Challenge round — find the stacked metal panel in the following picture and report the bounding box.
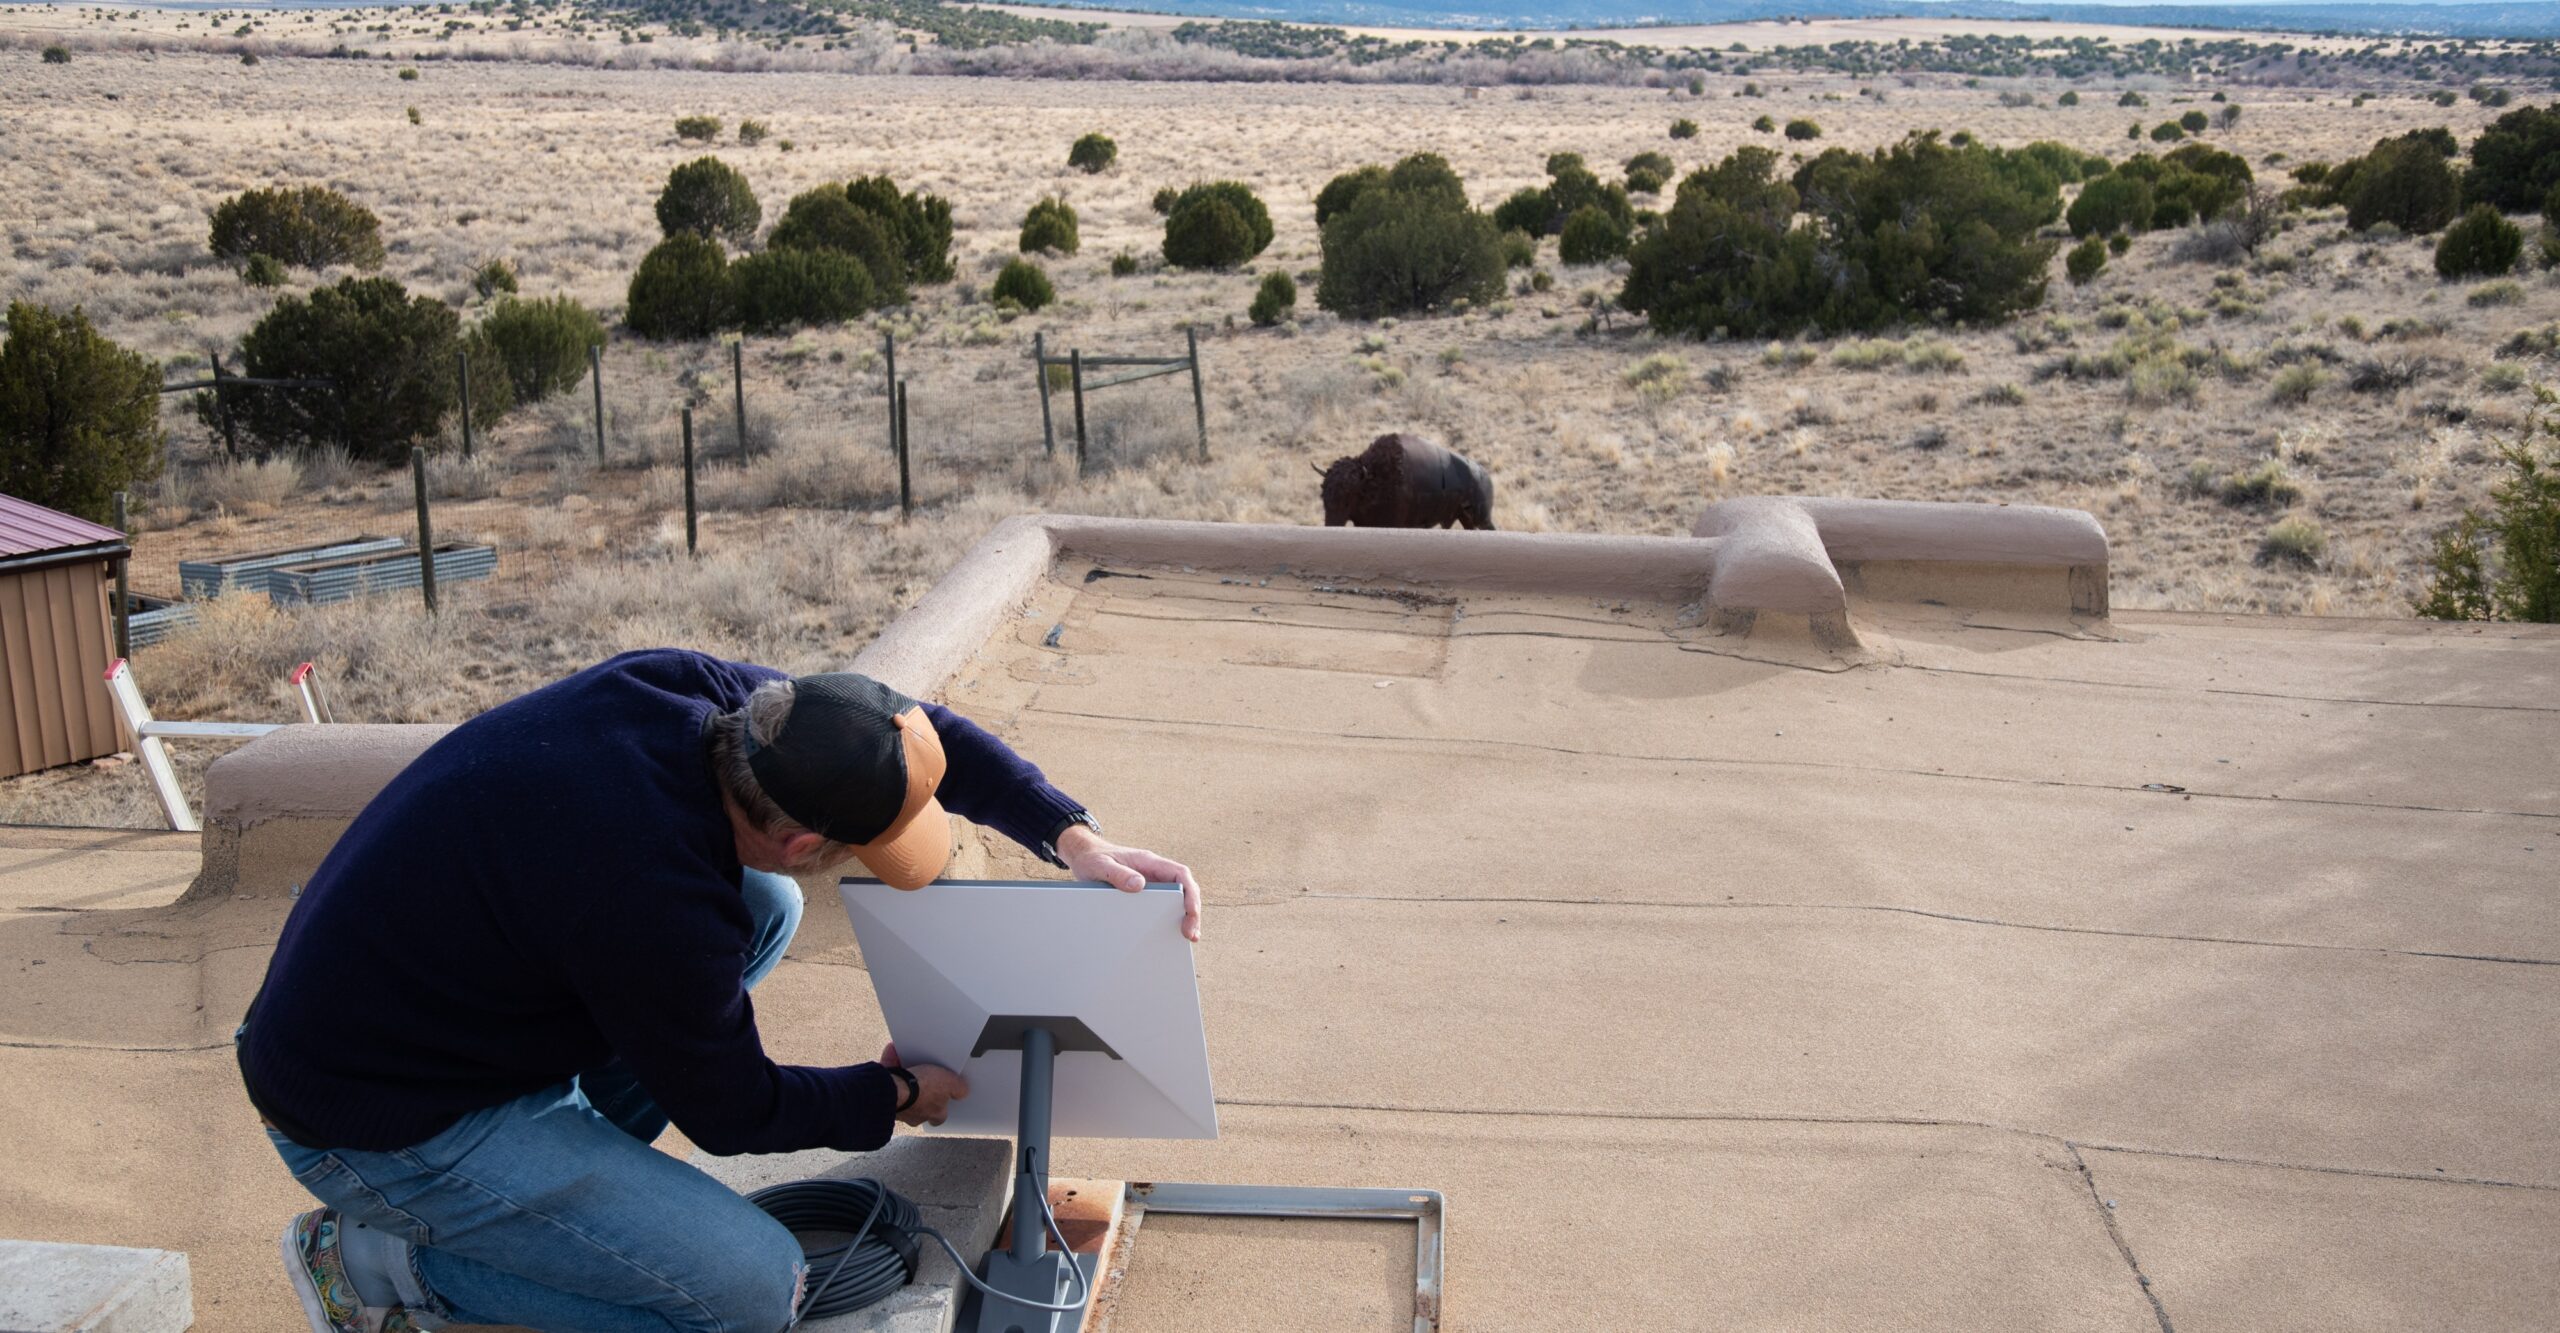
[267,543,498,606]
[121,593,198,649]
[179,537,406,597]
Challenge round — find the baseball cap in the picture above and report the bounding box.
[744,673,951,890]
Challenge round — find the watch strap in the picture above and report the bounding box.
[1037,810,1102,868]
[886,1064,919,1114]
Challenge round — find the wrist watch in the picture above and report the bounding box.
[886,1065,919,1114]
[1037,810,1101,868]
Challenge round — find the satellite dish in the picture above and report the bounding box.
[839,878,1218,1140]
[843,878,1219,1330]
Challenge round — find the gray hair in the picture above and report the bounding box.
[707,679,856,869]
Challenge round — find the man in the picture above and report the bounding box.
[237,649,1203,1333]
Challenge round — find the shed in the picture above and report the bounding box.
[0,495,131,778]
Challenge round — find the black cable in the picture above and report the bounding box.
[748,1178,919,1326]
[749,1175,1093,1328]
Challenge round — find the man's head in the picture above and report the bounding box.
[706,674,951,888]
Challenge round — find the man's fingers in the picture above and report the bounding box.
[880,1041,901,1067]
[1133,851,1203,942]
[1073,844,1202,938]
[1154,857,1204,942]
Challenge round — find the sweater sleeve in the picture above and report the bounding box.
[922,703,1085,861]
[555,865,899,1156]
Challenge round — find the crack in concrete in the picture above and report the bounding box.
[1666,640,1867,672]
[0,837,196,881]
[1074,587,2536,713]
[0,877,198,912]
[1025,705,2560,821]
[0,1036,233,1053]
[1915,617,2114,644]
[2069,1142,2177,1333]
[1911,662,2560,715]
[2063,1139,2554,1192]
[1093,608,1447,640]
[1213,1097,2560,1193]
[1284,892,2560,967]
[1087,605,1699,652]
[73,937,275,967]
[1462,628,1682,645]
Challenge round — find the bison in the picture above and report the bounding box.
[1315,433,1495,530]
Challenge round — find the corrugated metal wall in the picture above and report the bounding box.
[0,560,128,778]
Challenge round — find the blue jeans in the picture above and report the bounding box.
[264,870,809,1333]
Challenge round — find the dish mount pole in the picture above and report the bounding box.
[964,1021,1095,1333]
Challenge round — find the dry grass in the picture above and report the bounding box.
[4,28,2558,825]
[427,453,502,501]
[191,455,302,513]
[692,424,904,511]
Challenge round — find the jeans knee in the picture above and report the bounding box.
[673,1209,802,1333]
[695,1270,796,1333]
[739,869,803,989]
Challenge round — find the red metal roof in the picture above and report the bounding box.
[0,493,127,560]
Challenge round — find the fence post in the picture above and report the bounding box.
[409,447,438,615]
[680,407,698,555]
[457,351,475,460]
[590,343,606,463]
[881,330,899,454]
[209,353,239,460]
[1070,349,1088,475]
[110,490,130,660]
[732,338,749,463]
[1033,332,1055,457]
[896,381,912,519]
[1187,326,1209,462]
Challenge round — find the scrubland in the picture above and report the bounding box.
[2,26,2555,825]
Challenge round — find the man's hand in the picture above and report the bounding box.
[1058,824,1203,943]
[879,1042,968,1127]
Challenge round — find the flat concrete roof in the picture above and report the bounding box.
[0,525,2552,1330]
[887,556,2559,1329]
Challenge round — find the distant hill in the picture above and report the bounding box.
[1918,3,2559,40]
[1038,0,2560,40]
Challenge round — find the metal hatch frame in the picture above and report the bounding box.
[1111,1181,1443,1333]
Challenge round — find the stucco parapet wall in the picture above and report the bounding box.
[185,501,2105,891]
[188,723,453,902]
[1688,497,1847,631]
[1696,495,2111,619]
[858,505,2104,694]
[854,513,1734,696]
[201,723,454,826]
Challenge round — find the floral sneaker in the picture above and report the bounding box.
[279,1209,424,1333]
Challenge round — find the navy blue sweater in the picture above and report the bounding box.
[238,649,1083,1156]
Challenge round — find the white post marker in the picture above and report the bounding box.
[290,661,333,724]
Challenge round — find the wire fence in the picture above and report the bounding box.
[130,324,1220,635]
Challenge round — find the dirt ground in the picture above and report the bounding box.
[1,25,2555,825]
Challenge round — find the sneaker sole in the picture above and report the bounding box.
[278,1216,341,1333]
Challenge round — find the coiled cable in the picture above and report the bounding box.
[750,1175,1093,1329]
[749,1178,918,1325]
